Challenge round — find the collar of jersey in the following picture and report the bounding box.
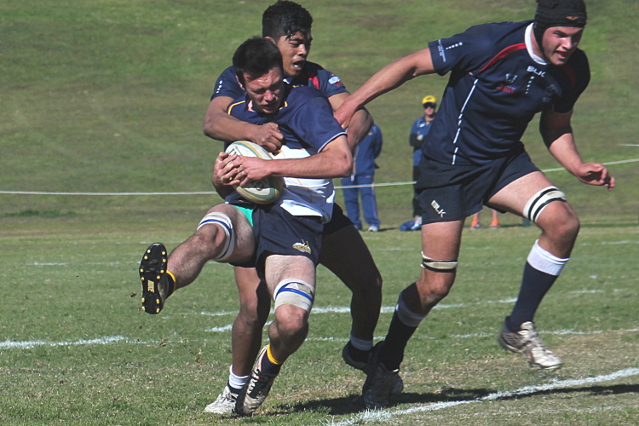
[525,23,547,66]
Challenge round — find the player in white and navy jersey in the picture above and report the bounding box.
[227,82,346,224]
[201,1,389,415]
[139,37,352,416]
[336,0,615,408]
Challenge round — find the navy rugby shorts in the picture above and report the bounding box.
[252,203,323,281]
[322,203,353,235]
[416,150,540,224]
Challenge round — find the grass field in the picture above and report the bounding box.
[1,0,639,424]
[1,219,638,425]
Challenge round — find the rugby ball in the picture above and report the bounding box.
[224,141,284,205]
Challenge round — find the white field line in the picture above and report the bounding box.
[0,336,130,350]
[2,328,637,351]
[321,367,639,426]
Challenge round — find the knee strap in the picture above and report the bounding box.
[197,212,235,261]
[421,252,458,273]
[273,279,315,313]
[523,186,566,223]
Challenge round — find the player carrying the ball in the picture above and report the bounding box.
[139,37,353,416]
[201,1,397,415]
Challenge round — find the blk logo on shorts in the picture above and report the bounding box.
[431,200,446,218]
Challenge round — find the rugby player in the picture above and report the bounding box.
[140,37,352,415]
[201,1,395,414]
[335,0,615,408]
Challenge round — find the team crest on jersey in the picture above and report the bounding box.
[328,75,343,87]
[293,240,312,254]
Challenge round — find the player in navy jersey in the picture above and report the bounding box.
[201,1,393,415]
[336,0,615,408]
[139,37,352,416]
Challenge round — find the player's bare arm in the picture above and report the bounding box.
[540,108,615,190]
[203,95,284,152]
[235,135,352,184]
[328,92,373,150]
[335,47,436,128]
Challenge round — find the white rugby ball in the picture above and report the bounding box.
[224,141,283,205]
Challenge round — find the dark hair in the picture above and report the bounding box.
[262,1,313,40]
[233,37,284,86]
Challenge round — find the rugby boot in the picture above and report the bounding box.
[498,319,562,371]
[204,385,239,415]
[236,346,278,416]
[342,342,404,395]
[361,342,400,409]
[139,242,170,314]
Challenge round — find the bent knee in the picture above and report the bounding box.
[539,203,580,239]
[416,276,453,308]
[273,305,308,335]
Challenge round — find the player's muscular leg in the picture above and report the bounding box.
[167,205,255,288]
[488,171,580,258]
[231,267,271,376]
[319,225,382,341]
[264,255,315,363]
[406,220,464,315]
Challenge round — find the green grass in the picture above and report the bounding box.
[1,0,638,424]
[1,219,638,425]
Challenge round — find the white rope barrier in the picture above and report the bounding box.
[1,158,637,195]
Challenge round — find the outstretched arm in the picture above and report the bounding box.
[540,108,615,190]
[334,47,436,128]
[328,92,373,150]
[203,96,284,152]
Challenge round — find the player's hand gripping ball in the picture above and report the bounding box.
[224,141,284,204]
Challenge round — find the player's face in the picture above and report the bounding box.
[541,26,584,66]
[274,32,312,78]
[243,67,285,115]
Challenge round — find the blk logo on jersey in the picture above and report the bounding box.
[527,66,546,78]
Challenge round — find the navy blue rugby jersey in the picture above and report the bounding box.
[212,61,348,101]
[226,84,346,221]
[226,84,345,153]
[426,20,590,166]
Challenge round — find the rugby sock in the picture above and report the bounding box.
[347,334,374,364]
[508,240,568,331]
[165,270,177,296]
[227,365,249,394]
[379,287,427,370]
[260,344,283,377]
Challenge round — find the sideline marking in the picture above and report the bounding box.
[321,368,639,426]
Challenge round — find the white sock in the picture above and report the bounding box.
[228,365,249,391]
[349,333,373,352]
